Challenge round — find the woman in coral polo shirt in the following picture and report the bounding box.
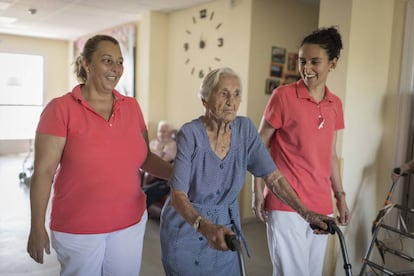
[26,34,172,276]
[253,27,351,276]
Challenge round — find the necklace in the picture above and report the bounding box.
[317,104,325,130]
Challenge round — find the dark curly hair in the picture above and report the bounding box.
[300,26,343,61]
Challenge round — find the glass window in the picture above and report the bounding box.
[0,53,43,140]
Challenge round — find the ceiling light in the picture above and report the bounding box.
[0,16,16,24]
[28,8,37,15]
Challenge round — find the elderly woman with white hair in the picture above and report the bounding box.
[159,67,331,275]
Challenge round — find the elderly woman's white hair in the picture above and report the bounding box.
[198,67,242,100]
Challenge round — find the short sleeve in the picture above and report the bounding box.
[36,97,68,137]
[263,88,284,130]
[245,118,276,177]
[131,98,147,132]
[334,98,345,131]
[168,124,195,193]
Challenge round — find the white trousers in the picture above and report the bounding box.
[266,211,329,276]
[51,211,147,276]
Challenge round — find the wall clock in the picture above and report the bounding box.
[183,8,224,78]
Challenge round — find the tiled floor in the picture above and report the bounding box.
[0,154,272,275]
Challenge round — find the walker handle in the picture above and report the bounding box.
[393,167,408,176]
[310,219,336,234]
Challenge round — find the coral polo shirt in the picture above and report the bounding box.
[263,80,344,215]
[37,85,148,233]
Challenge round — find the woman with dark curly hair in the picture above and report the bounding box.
[253,26,351,276]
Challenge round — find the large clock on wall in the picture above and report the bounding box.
[183,8,224,78]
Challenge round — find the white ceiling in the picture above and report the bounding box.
[0,0,215,40]
[0,0,319,41]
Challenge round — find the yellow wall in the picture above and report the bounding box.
[0,34,70,103]
[0,34,70,154]
[247,0,319,125]
[242,0,319,223]
[319,0,407,274]
[165,0,253,127]
[1,0,411,274]
[137,13,169,136]
[137,0,319,223]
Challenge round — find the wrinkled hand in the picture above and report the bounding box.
[336,197,351,225]
[302,210,333,234]
[27,226,50,264]
[199,220,235,251]
[252,192,267,223]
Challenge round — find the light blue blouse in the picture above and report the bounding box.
[160,116,276,276]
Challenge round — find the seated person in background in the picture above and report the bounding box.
[143,120,177,217]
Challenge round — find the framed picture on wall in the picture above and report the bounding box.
[265,78,280,95]
[271,46,286,63]
[287,52,299,73]
[270,63,283,78]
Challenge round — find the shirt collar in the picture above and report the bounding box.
[295,79,334,102]
[71,84,127,103]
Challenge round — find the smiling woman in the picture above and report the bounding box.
[73,23,136,97]
[26,34,173,275]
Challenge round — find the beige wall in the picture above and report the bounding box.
[0,34,70,154]
[138,0,319,220]
[137,12,169,137]
[319,0,407,274]
[242,0,319,223]
[165,0,253,128]
[247,0,319,125]
[0,34,70,103]
[1,0,412,274]
[318,1,352,274]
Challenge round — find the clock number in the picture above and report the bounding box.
[185,10,223,78]
[199,70,204,78]
[200,9,207,19]
[199,39,206,49]
[217,38,224,47]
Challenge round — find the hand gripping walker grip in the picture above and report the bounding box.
[393,167,408,176]
[310,219,336,234]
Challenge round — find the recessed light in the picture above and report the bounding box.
[28,8,37,15]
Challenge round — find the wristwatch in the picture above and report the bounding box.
[334,191,346,199]
[193,216,202,231]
